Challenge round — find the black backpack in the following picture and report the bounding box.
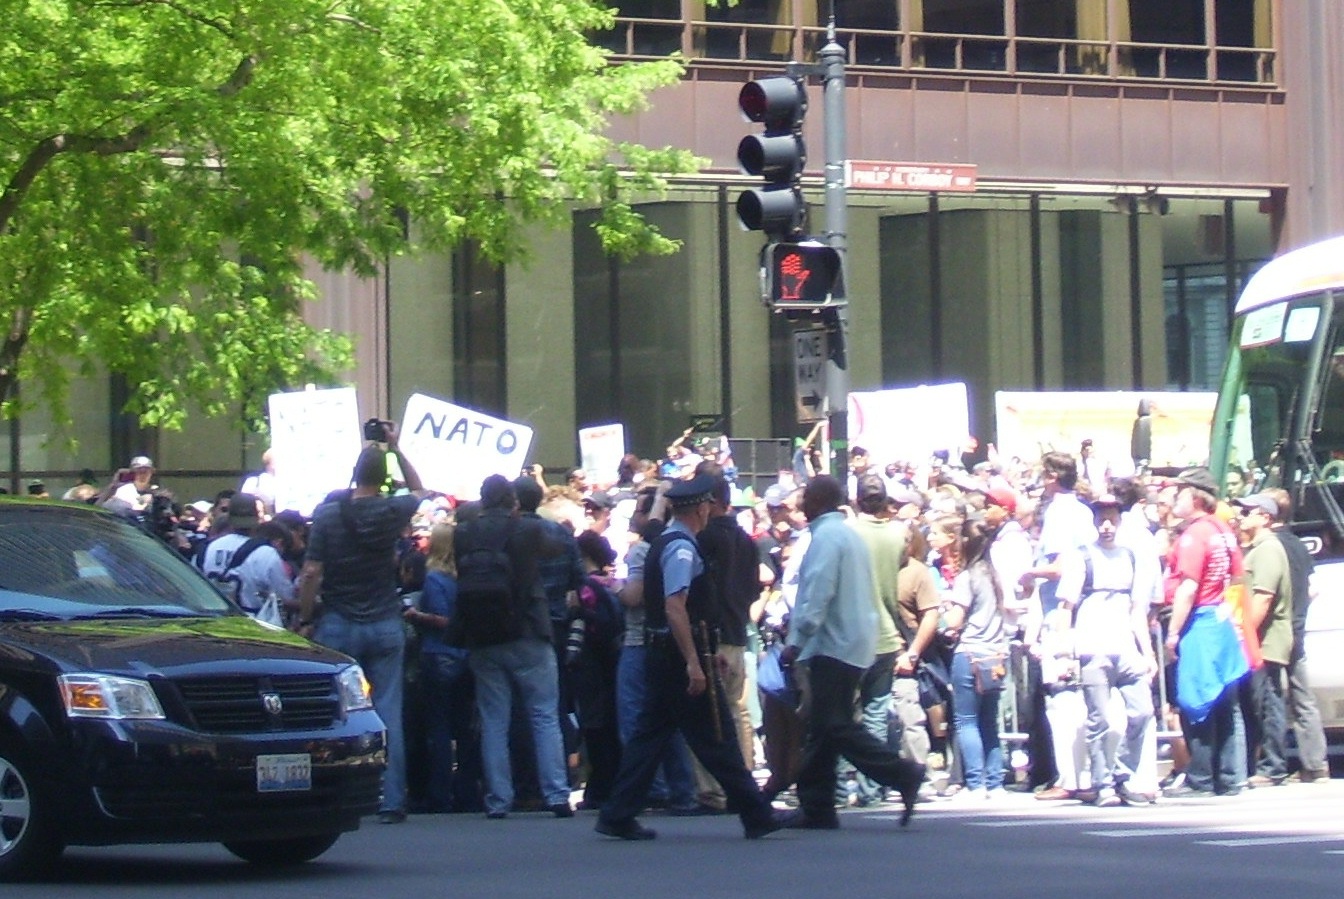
[449,518,524,648]
[207,537,266,604]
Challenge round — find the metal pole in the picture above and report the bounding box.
[819,10,849,481]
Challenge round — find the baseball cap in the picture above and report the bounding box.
[129,455,154,470]
[1176,466,1220,497]
[856,473,888,504]
[583,490,616,511]
[891,488,927,510]
[227,492,261,528]
[763,483,792,508]
[984,486,1018,514]
[1233,493,1279,520]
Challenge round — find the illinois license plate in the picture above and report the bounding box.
[256,753,312,792]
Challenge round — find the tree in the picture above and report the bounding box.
[0,0,697,431]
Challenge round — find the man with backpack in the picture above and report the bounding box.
[1055,493,1159,807]
[453,474,574,820]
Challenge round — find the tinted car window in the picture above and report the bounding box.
[0,507,233,619]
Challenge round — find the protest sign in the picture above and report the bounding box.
[579,424,626,485]
[268,386,363,516]
[398,393,534,499]
[847,384,971,465]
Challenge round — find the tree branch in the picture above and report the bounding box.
[89,0,234,39]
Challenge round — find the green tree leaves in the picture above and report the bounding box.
[0,0,698,431]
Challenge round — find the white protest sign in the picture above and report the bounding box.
[847,383,971,465]
[398,393,534,500]
[579,423,626,485]
[994,390,1216,472]
[267,386,363,516]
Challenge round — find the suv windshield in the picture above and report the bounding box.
[0,505,234,620]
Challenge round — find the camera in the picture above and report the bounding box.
[363,418,389,443]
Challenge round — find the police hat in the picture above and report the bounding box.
[666,472,716,508]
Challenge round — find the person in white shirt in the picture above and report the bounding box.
[198,492,262,580]
[1055,493,1158,807]
[107,455,158,513]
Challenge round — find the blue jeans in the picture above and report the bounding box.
[952,651,1004,791]
[1184,683,1246,793]
[419,652,476,812]
[315,611,406,814]
[616,644,696,807]
[469,636,571,814]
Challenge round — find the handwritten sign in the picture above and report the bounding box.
[579,424,626,486]
[398,393,534,500]
[268,387,363,516]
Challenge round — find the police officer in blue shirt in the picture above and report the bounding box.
[596,473,786,841]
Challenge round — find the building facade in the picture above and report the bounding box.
[7,0,1344,497]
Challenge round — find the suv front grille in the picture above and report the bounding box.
[172,674,340,733]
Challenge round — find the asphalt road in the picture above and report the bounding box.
[12,782,1343,899]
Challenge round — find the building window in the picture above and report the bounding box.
[452,245,506,417]
[572,204,696,459]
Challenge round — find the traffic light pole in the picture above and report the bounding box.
[818,16,849,481]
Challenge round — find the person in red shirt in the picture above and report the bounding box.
[1162,467,1251,797]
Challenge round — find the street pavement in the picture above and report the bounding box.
[15,781,1344,899]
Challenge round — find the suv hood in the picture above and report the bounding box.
[0,617,352,677]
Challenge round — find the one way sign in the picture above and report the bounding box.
[793,327,828,423]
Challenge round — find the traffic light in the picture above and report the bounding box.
[767,240,843,311]
[736,76,807,240]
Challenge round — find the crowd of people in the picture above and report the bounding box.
[55,424,1331,831]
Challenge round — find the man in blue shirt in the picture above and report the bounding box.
[596,473,785,841]
[781,475,925,829]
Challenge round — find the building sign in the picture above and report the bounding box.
[844,160,978,192]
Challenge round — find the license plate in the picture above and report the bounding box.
[256,753,312,792]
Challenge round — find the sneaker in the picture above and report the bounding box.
[1072,789,1099,804]
[377,810,407,825]
[595,818,657,840]
[1162,783,1215,800]
[946,787,988,804]
[1247,774,1285,788]
[1115,781,1156,806]
[1094,788,1122,808]
[1159,770,1186,790]
[1295,768,1331,784]
[486,810,509,820]
[550,803,575,818]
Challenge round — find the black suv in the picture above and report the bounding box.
[0,500,386,880]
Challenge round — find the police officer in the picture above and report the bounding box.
[595,473,786,841]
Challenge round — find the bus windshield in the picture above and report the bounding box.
[1213,291,1344,532]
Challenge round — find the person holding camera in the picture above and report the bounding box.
[98,455,160,513]
[296,419,426,825]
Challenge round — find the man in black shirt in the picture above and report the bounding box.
[297,422,425,823]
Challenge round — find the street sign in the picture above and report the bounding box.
[793,326,828,423]
[844,160,978,192]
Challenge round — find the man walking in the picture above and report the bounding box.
[297,422,425,823]
[780,475,924,828]
[595,473,784,841]
[1055,494,1158,807]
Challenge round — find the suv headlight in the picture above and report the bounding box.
[336,665,374,712]
[58,674,166,720]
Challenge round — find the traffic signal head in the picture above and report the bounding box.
[736,76,807,240]
[767,240,844,311]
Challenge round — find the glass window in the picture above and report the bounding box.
[572,204,696,459]
[452,245,506,417]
